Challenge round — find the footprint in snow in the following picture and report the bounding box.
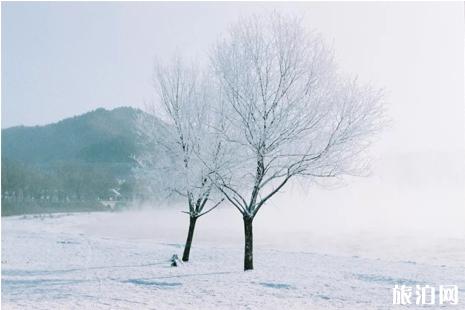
[124,279,182,288]
[259,282,294,289]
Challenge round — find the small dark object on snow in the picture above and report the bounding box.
[171,254,179,267]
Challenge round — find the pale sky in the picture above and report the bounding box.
[2,2,464,154]
[2,2,465,235]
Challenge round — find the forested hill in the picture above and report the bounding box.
[2,107,143,164]
[1,107,153,216]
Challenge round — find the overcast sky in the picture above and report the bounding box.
[2,2,464,236]
[2,2,464,154]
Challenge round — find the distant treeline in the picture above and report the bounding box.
[1,107,155,216]
[2,159,136,201]
[1,159,141,216]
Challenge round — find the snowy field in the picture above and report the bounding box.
[2,201,465,310]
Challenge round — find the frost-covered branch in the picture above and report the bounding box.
[211,13,384,220]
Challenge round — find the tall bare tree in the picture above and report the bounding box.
[136,59,224,262]
[211,14,384,270]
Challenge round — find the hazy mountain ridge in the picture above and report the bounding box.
[2,107,144,164]
[1,107,156,216]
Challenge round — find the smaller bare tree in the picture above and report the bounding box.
[136,59,224,262]
[211,14,384,270]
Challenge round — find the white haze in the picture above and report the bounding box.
[79,147,465,265]
[3,2,464,246]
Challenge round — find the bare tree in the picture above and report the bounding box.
[136,59,224,262]
[211,14,384,270]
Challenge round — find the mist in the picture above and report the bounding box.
[3,1,464,249]
[3,3,465,308]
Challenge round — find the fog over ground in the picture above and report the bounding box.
[3,3,464,241]
[81,150,464,261]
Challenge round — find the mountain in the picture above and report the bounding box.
[1,107,156,216]
[2,107,144,164]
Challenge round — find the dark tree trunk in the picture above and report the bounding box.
[182,216,197,262]
[243,216,254,271]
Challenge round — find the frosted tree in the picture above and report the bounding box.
[211,14,384,270]
[136,59,224,262]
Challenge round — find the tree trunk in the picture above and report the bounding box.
[243,216,254,271]
[182,216,197,262]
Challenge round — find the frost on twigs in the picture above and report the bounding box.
[210,13,385,270]
[135,58,227,262]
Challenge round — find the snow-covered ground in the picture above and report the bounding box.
[2,204,464,309]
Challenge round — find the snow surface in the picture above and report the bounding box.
[2,208,465,309]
